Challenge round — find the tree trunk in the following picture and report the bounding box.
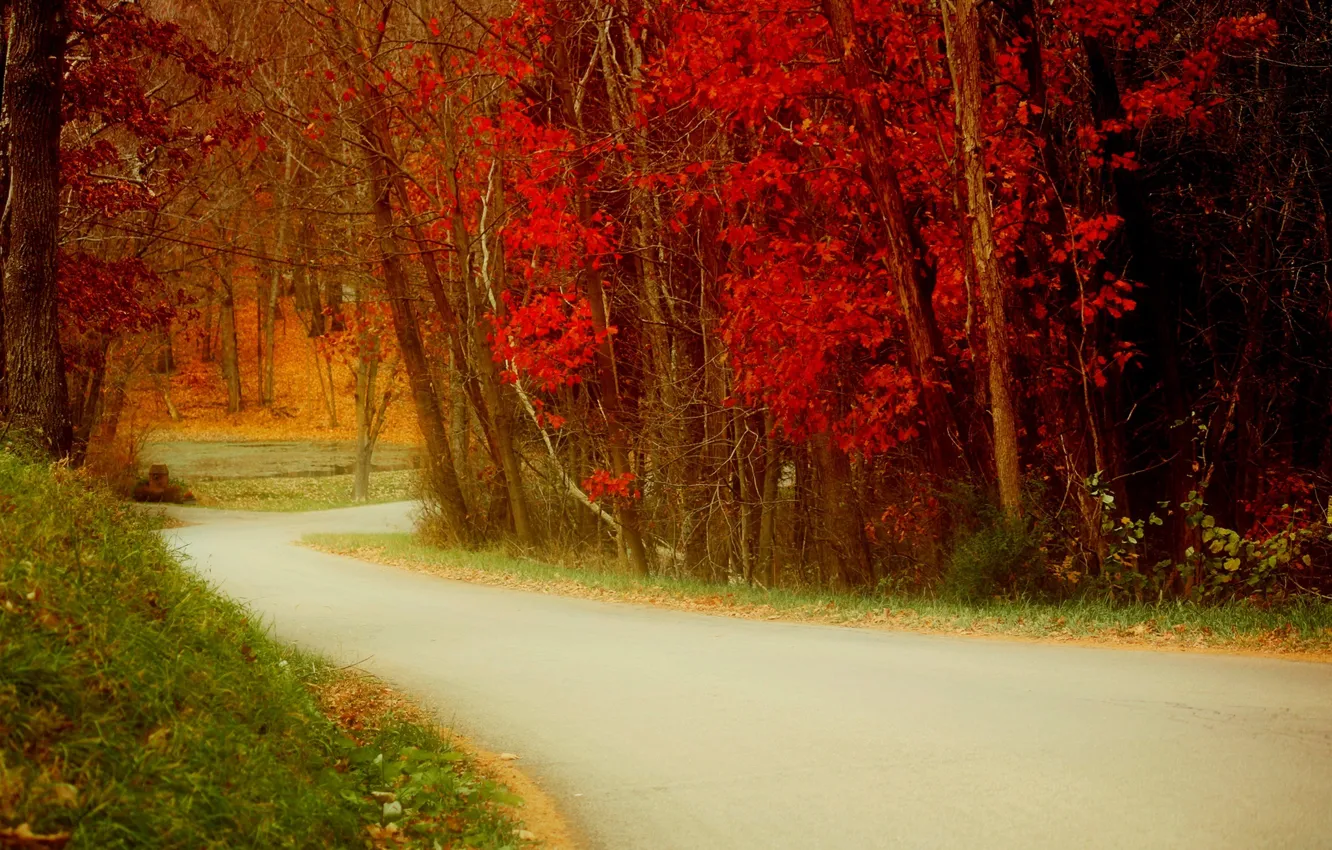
[0,12,9,417]
[819,0,962,481]
[360,106,474,546]
[263,267,277,406]
[814,432,872,588]
[757,412,781,588]
[352,339,379,502]
[408,115,536,545]
[582,223,651,576]
[942,0,1023,516]
[217,270,242,413]
[200,293,215,363]
[254,267,265,404]
[546,21,650,573]
[1,0,72,456]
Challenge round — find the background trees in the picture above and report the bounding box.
[3,0,1329,600]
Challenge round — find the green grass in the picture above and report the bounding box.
[0,450,524,848]
[190,469,418,512]
[306,532,1332,655]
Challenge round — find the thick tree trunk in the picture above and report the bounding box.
[814,432,872,588]
[819,0,962,480]
[942,0,1023,516]
[1,0,71,456]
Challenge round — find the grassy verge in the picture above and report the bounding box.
[0,450,528,848]
[305,532,1332,658]
[190,469,417,512]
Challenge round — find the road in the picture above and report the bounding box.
[165,502,1332,850]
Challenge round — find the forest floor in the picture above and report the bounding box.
[306,531,1332,660]
[0,451,541,849]
[190,469,418,511]
[135,438,421,511]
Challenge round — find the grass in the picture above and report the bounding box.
[305,532,1332,658]
[0,449,528,849]
[190,469,417,512]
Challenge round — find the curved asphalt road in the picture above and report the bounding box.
[165,502,1332,850]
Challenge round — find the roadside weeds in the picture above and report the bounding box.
[314,669,580,850]
[304,532,1332,662]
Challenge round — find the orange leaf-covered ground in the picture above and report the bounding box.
[130,295,419,446]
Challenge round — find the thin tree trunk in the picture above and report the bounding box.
[1,0,72,456]
[353,340,379,502]
[263,270,277,406]
[254,264,265,405]
[201,293,215,363]
[0,12,9,417]
[401,114,536,545]
[942,0,1023,516]
[217,269,242,413]
[757,412,781,588]
[548,14,650,575]
[359,104,474,546]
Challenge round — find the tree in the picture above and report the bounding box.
[1,0,73,456]
[941,0,1022,516]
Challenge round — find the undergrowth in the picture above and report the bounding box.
[305,532,1332,656]
[0,449,524,848]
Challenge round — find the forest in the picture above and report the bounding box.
[2,0,1331,602]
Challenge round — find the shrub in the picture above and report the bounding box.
[942,516,1048,602]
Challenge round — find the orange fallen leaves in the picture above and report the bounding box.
[129,296,418,445]
[0,823,72,850]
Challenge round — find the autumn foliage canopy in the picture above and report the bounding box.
[3,0,1330,600]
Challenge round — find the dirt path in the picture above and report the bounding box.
[165,502,1332,850]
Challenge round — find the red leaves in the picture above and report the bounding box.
[491,291,608,392]
[582,470,639,504]
[59,253,177,339]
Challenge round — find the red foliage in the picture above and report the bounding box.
[582,469,639,504]
[491,291,608,392]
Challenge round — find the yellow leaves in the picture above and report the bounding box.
[364,822,410,848]
[145,726,172,752]
[0,823,71,849]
